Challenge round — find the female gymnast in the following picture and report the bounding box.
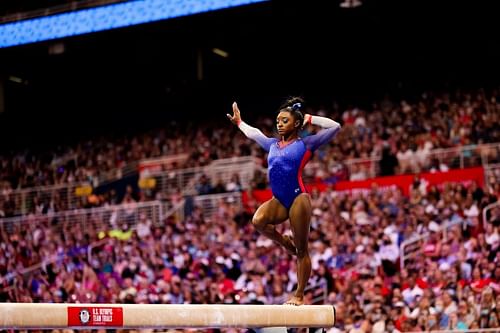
[227,97,341,305]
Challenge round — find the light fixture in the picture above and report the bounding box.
[212,48,229,58]
[340,0,362,8]
[8,76,23,83]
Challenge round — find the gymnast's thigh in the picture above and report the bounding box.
[253,196,289,225]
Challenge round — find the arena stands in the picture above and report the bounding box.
[1,88,499,217]
[1,169,498,331]
[1,0,499,331]
[0,87,499,332]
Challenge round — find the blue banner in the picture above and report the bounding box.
[0,0,268,48]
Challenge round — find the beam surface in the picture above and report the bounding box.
[0,303,335,329]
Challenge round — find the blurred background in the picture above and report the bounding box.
[1,0,498,146]
[0,0,499,332]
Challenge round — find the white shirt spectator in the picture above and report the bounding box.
[354,115,366,128]
[384,224,399,244]
[256,235,273,248]
[444,301,458,316]
[350,166,367,181]
[136,218,152,239]
[485,227,499,247]
[377,242,399,262]
[397,148,415,173]
[311,242,333,270]
[464,204,479,218]
[415,144,430,170]
[402,285,424,304]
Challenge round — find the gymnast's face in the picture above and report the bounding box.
[276,110,299,137]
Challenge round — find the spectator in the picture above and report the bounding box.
[379,144,398,176]
[195,174,213,195]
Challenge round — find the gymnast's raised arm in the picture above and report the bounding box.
[302,113,341,151]
[227,102,277,152]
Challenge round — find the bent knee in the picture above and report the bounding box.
[251,214,267,230]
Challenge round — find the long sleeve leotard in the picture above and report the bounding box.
[238,115,341,208]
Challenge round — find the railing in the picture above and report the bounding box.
[343,156,381,179]
[206,156,263,189]
[1,192,243,288]
[0,200,169,285]
[342,142,500,180]
[304,280,328,305]
[5,182,92,216]
[0,200,166,235]
[138,153,190,175]
[345,257,375,276]
[85,193,243,264]
[485,163,500,194]
[480,143,500,166]
[0,0,129,23]
[3,201,191,293]
[399,232,429,270]
[428,142,500,170]
[144,156,263,195]
[147,166,198,195]
[399,217,465,269]
[191,192,242,218]
[87,199,186,263]
[97,160,139,186]
[7,142,496,219]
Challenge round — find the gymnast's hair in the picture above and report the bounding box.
[278,96,305,128]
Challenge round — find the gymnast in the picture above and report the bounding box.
[227,97,341,305]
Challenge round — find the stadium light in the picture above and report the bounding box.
[212,48,229,58]
[340,0,362,8]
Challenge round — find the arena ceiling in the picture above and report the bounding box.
[0,0,498,142]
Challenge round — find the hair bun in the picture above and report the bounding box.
[280,96,305,112]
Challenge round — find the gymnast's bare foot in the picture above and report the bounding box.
[284,295,304,306]
[282,234,297,256]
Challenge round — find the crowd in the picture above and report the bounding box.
[1,88,500,217]
[298,88,500,183]
[0,87,500,333]
[0,176,499,332]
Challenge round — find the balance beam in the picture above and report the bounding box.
[0,303,335,329]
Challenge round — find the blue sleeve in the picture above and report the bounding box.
[253,136,278,152]
[238,121,278,152]
[303,127,340,151]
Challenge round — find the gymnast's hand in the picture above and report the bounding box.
[303,113,312,127]
[227,102,242,125]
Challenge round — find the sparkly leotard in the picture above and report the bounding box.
[239,119,340,209]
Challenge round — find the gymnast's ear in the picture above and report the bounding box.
[295,119,301,128]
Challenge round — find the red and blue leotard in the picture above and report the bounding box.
[238,115,341,209]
